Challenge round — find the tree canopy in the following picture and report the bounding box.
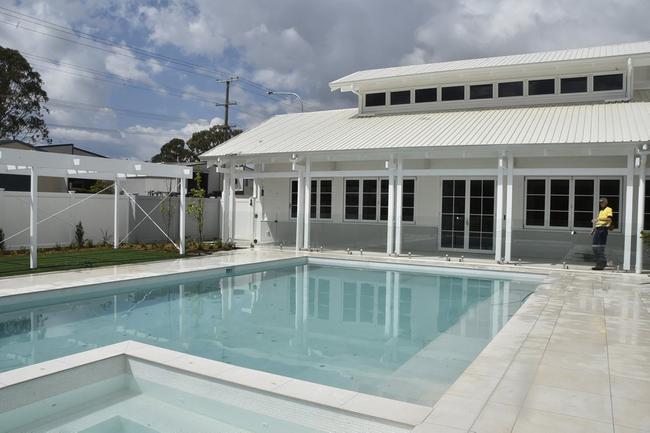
[0,46,49,143]
[151,125,242,163]
[151,138,192,163]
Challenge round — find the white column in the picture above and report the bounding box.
[636,154,647,274]
[229,166,236,241]
[624,152,635,271]
[221,168,230,241]
[395,158,404,255]
[504,155,514,262]
[303,158,311,249]
[494,156,505,262]
[386,157,395,255]
[295,170,305,250]
[179,178,187,255]
[29,167,38,269]
[113,177,120,249]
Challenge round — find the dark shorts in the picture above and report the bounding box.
[593,227,609,246]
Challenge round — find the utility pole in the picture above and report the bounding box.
[216,76,239,130]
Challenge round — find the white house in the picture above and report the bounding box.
[201,40,650,272]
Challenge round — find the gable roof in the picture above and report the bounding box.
[330,40,650,91]
[201,102,650,160]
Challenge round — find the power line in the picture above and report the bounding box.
[48,123,193,138]
[0,6,301,108]
[47,98,194,123]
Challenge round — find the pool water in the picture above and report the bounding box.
[0,260,539,405]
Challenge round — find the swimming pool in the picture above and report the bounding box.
[0,258,541,405]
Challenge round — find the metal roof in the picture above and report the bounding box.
[201,102,650,159]
[330,40,650,90]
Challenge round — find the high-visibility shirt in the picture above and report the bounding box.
[596,206,613,228]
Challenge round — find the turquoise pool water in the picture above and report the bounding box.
[0,259,540,405]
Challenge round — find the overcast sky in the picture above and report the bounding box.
[1,0,649,160]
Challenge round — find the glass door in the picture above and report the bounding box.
[441,179,495,252]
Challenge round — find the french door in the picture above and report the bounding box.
[440,179,495,252]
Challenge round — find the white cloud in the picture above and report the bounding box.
[104,47,157,84]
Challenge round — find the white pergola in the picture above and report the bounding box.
[0,148,193,269]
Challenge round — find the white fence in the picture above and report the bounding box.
[0,191,221,250]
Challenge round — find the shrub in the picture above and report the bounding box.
[100,229,111,247]
[85,239,94,248]
[0,228,5,254]
[74,221,85,248]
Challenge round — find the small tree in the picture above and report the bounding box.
[74,221,85,248]
[0,228,5,254]
[187,171,205,245]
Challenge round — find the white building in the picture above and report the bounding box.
[201,40,650,272]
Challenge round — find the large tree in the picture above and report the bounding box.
[186,125,241,161]
[0,46,49,143]
[151,137,192,163]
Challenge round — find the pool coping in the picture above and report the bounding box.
[2,249,649,432]
[0,340,430,427]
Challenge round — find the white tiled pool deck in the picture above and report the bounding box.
[1,247,650,433]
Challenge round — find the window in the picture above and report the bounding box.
[525,179,545,226]
[390,90,410,105]
[645,180,650,230]
[380,179,389,220]
[573,179,594,228]
[561,77,588,94]
[549,179,570,227]
[362,179,378,220]
[345,179,360,220]
[441,85,465,101]
[290,180,298,219]
[415,88,437,103]
[365,92,386,107]
[470,84,493,100]
[402,179,415,222]
[525,178,621,230]
[498,81,524,97]
[528,79,555,95]
[342,282,386,325]
[291,179,333,220]
[594,74,624,92]
[345,178,415,222]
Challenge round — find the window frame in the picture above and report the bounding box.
[527,77,557,96]
[344,177,416,224]
[469,83,495,100]
[364,91,386,107]
[289,178,333,221]
[440,84,466,102]
[523,176,622,232]
[389,89,412,105]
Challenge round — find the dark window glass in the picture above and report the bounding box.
[362,179,378,221]
[526,211,545,226]
[549,179,570,227]
[319,180,332,219]
[365,92,386,107]
[380,179,389,221]
[310,180,318,218]
[594,74,624,92]
[470,84,493,99]
[345,180,359,220]
[561,77,588,93]
[498,81,524,97]
[402,179,415,222]
[415,88,437,103]
[527,179,546,195]
[528,79,555,95]
[441,86,465,101]
[343,283,357,322]
[290,179,298,219]
[645,180,650,230]
[390,90,410,105]
[573,179,594,228]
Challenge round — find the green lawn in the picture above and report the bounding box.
[0,247,182,277]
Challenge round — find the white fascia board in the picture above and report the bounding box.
[333,56,638,93]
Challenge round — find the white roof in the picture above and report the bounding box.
[330,40,650,90]
[201,102,650,159]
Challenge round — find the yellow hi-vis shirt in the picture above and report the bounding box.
[596,207,613,228]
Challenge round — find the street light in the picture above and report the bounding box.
[267,91,304,112]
